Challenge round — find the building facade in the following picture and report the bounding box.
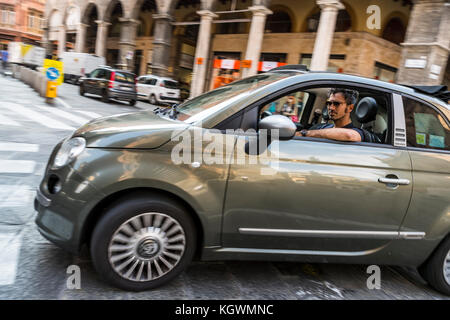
[0,0,46,50]
[42,0,450,97]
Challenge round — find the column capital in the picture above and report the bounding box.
[77,23,90,28]
[118,17,140,25]
[248,5,273,16]
[152,13,174,21]
[316,0,345,11]
[95,20,111,27]
[196,10,218,19]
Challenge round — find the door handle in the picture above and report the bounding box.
[378,177,410,185]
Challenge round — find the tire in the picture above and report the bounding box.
[129,99,136,106]
[101,90,110,103]
[90,193,197,291]
[419,236,450,296]
[79,84,85,96]
[149,94,157,105]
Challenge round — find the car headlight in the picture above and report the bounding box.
[53,137,86,169]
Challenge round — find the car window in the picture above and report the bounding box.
[259,91,310,124]
[403,97,449,151]
[97,69,107,79]
[138,77,146,84]
[146,78,155,85]
[238,85,392,144]
[174,72,295,123]
[163,80,179,89]
[89,69,99,78]
[114,72,135,83]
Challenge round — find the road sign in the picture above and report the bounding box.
[46,67,60,81]
[46,81,58,98]
[43,59,64,85]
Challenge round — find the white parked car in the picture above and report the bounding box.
[136,75,181,105]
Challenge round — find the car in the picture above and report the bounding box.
[35,65,450,294]
[79,66,137,106]
[136,75,181,105]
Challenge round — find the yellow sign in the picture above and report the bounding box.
[21,44,33,57]
[46,81,58,98]
[43,59,64,85]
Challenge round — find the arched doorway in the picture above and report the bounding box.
[135,0,157,75]
[83,4,98,54]
[105,1,124,67]
[65,6,80,52]
[265,10,292,33]
[382,17,406,45]
[306,8,352,32]
[48,10,62,57]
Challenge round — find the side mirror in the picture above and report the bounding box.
[258,115,297,140]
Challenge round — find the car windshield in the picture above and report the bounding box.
[163,80,178,89]
[115,72,135,83]
[171,72,296,123]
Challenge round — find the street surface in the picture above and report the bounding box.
[0,75,448,299]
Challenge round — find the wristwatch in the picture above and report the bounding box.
[300,129,308,137]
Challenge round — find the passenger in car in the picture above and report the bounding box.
[297,88,366,142]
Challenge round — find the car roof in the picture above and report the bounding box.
[139,75,178,82]
[269,70,449,112]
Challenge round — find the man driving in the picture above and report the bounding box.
[297,88,365,142]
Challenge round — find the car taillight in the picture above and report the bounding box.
[109,71,115,89]
[81,68,85,76]
[160,82,165,87]
[135,77,137,85]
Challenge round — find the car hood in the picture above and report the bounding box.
[73,111,189,149]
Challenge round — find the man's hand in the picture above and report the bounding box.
[296,128,362,142]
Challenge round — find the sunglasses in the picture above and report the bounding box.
[326,101,344,107]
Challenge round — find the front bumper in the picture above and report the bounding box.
[34,164,104,254]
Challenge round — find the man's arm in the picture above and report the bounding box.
[297,128,362,142]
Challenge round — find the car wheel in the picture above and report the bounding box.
[80,85,85,96]
[101,90,110,103]
[419,236,450,295]
[129,99,136,106]
[149,94,157,105]
[90,193,197,291]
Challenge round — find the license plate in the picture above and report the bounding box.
[121,86,131,90]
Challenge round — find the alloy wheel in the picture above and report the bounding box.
[444,249,450,285]
[108,212,186,282]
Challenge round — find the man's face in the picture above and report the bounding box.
[327,92,353,121]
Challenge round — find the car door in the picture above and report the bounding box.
[84,68,99,93]
[222,90,413,254]
[94,69,107,95]
[136,76,146,98]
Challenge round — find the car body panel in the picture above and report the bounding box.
[223,136,414,252]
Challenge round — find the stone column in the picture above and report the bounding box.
[151,13,173,77]
[310,0,344,71]
[95,20,110,57]
[57,25,66,58]
[118,18,139,70]
[397,0,449,85]
[41,26,51,57]
[190,10,217,98]
[241,6,272,78]
[75,23,88,53]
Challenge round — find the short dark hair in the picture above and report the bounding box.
[328,88,359,106]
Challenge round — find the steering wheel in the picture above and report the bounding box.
[260,111,272,120]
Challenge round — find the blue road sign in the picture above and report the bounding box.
[46,67,60,81]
